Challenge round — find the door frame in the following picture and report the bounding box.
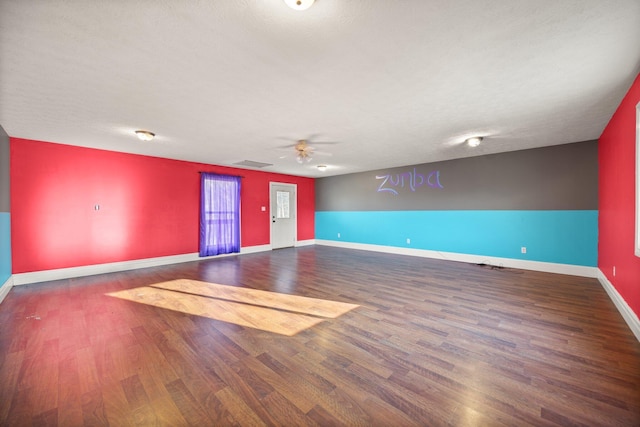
[269,182,298,249]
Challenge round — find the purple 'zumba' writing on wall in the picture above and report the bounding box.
[376,168,443,195]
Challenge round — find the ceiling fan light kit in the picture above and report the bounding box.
[293,139,315,163]
[296,153,312,163]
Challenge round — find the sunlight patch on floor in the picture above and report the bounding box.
[107,279,359,336]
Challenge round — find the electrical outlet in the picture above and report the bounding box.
[521,247,527,254]
[406,238,410,244]
[337,232,341,238]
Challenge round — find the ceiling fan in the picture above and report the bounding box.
[279,137,336,164]
[293,140,314,163]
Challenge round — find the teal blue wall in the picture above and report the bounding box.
[0,213,10,285]
[0,125,9,287]
[316,210,598,266]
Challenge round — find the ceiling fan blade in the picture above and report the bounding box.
[277,142,299,149]
[275,136,308,148]
[276,135,300,142]
[301,133,323,141]
[309,141,339,146]
[314,151,333,157]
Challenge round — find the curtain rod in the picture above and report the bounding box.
[199,171,245,178]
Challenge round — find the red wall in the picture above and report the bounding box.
[599,72,640,318]
[10,138,314,273]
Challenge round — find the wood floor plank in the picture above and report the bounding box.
[29,354,59,417]
[165,378,215,426]
[0,350,25,422]
[241,353,317,414]
[0,246,638,426]
[76,346,100,397]
[81,388,109,426]
[147,393,191,426]
[31,407,58,427]
[57,351,84,427]
[259,390,319,427]
[214,386,267,427]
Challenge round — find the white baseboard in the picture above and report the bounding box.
[597,269,640,342]
[240,244,272,254]
[295,239,316,247]
[12,253,202,285]
[0,275,13,304]
[12,245,274,286]
[315,240,598,278]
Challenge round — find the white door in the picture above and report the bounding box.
[270,183,297,249]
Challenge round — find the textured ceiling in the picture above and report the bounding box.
[1,0,639,177]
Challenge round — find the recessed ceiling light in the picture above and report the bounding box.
[284,0,315,11]
[135,130,155,141]
[466,136,482,147]
[317,165,327,171]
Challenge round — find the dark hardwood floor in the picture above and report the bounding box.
[1,246,639,426]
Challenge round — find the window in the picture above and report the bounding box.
[276,190,290,219]
[200,173,241,256]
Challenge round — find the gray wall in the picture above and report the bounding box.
[316,141,598,211]
[0,125,8,212]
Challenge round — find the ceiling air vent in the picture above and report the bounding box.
[232,160,273,168]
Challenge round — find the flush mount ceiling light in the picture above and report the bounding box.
[466,136,483,147]
[317,165,327,171]
[284,0,315,11]
[135,130,155,141]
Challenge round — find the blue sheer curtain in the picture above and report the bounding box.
[199,173,241,256]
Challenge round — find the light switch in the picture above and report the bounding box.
[261,206,266,211]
